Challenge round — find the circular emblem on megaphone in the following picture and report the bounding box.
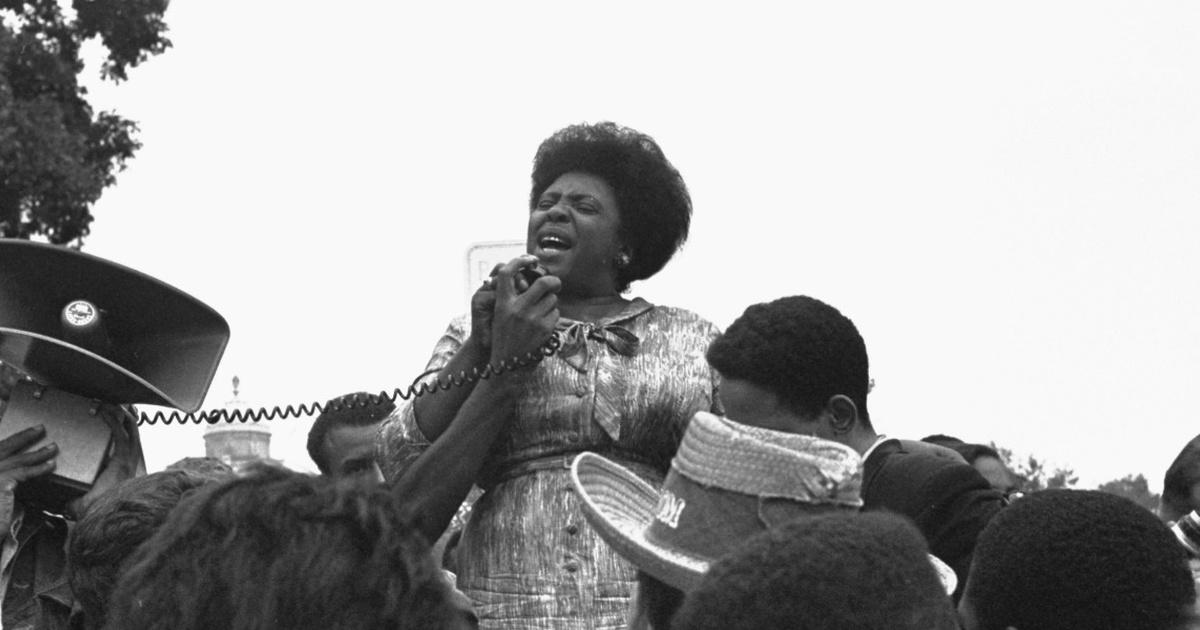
[1,240,230,411]
[63,300,98,327]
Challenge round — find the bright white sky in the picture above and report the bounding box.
[71,2,1199,490]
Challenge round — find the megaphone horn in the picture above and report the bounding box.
[0,239,230,411]
[0,239,230,509]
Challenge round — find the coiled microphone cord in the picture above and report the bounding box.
[135,333,562,426]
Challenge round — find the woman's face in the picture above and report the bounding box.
[527,171,623,297]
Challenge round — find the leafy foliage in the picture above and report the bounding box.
[984,443,1163,512]
[991,443,1079,493]
[0,0,170,246]
[1097,473,1161,513]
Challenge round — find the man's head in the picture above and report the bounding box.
[706,296,874,451]
[955,444,1020,496]
[671,511,960,630]
[306,392,394,480]
[68,468,233,629]
[922,434,966,449]
[104,465,472,630]
[1163,434,1200,523]
[959,489,1195,630]
[165,456,235,477]
[921,437,1021,496]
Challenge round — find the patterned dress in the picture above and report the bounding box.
[380,298,720,630]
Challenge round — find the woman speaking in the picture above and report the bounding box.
[382,122,720,629]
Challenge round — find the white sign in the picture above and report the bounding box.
[465,241,526,303]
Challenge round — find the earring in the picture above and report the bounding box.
[614,251,632,268]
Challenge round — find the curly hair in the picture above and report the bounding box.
[964,489,1195,630]
[1163,434,1200,522]
[529,121,691,292]
[306,392,395,474]
[671,512,959,630]
[68,469,233,630]
[102,465,466,630]
[165,456,235,476]
[706,295,871,426]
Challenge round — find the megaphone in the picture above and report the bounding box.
[0,239,229,509]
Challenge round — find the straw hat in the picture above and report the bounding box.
[571,411,863,591]
[571,411,957,594]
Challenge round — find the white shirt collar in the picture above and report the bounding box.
[860,434,889,462]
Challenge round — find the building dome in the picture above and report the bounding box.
[203,376,279,472]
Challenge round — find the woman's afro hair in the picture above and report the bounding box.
[530,121,691,292]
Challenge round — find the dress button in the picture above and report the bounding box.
[566,524,579,535]
[575,387,587,397]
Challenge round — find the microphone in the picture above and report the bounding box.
[1172,510,1200,558]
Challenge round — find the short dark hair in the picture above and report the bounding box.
[965,489,1195,630]
[953,443,1002,465]
[68,469,233,629]
[921,434,965,448]
[306,392,395,474]
[706,296,871,426]
[1163,434,1200,522]
[103,465,466,630]
[671,512,959,630]
[165,456,235,476]
[530,121,691,292]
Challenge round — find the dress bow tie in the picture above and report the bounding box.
[555,320,640,371]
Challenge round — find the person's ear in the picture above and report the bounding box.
[827,395,858,435]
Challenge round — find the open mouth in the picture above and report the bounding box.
[537,234,571,251]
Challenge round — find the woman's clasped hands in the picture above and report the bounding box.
[471,254,561,368]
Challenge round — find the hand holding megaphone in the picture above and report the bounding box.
[67,403,145,518]
[0,425,58,532]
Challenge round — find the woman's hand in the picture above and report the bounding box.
[488,255,561,365]
[468,265,501,351]
[413,257,551,442]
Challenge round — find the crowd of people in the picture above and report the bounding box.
[1,121,1198,629]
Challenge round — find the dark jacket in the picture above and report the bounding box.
[861,438,1005,601]
[2,510,74,630]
